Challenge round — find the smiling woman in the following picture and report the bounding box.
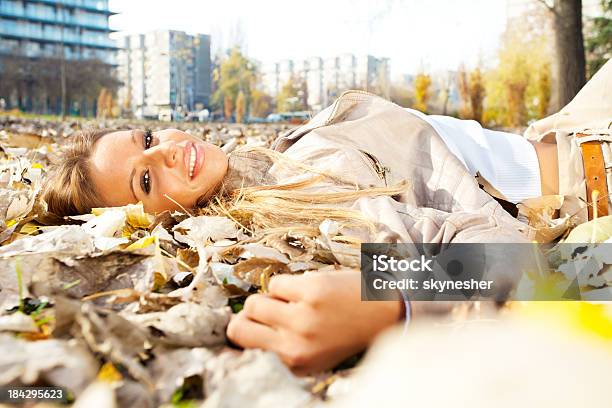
[43,128,229,215]
[39,72,612,374]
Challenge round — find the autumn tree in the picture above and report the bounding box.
[438,72,454,115]
[223,95,234,121]
[212,47,255,120]
[484,6,552,128]
[97,88,108,118]
[413,73,432,112]
[457,66,471,118]
[250,88,274,118]
[235,90,246,123]
[531,61,552,118]
[276,76,307,112]
[469,68,485,123]
[456,66,485,122]
[97,88,116,118]
[389,85,413,108]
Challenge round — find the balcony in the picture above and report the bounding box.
[0,4,113,31]
[22,0,116,15]
[0,23,119,50]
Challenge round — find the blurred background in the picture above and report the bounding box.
[0,0,610,129]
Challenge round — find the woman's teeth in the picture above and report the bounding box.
[189,145,196,178]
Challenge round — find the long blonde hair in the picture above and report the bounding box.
[43,129,409,241]
[200,145,409,240]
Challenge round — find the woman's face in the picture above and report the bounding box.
[89,128,228,213]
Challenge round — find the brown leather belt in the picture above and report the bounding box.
[577,133,609,219]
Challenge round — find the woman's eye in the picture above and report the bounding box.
[140,170,151,194]
[143,129,153,149]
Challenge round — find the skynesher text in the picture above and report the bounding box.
[373,278,493,293]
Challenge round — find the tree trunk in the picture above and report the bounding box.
[552,0,586,111]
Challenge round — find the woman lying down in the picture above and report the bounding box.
[42,59,612,375]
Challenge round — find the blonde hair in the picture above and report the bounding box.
[42,128,113,216]
[200,145,409,241]
[43,130,409,242]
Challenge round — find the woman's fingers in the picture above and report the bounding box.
[267,274,306,301]
[226,313,277,349]
[242,293,294,328]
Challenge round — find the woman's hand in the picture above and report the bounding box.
[226,268,403,375]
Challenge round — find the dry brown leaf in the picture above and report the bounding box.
[233,257,291,286]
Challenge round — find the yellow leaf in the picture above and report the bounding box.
[97,362,123,383]
[125,236,156,251]
[92,202,153,229]
[31,162,43,169]
[19,223,41,235]
[565,215,612,243]
[6,219,17,228]
[124,202,154,229]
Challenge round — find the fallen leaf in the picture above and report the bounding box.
[124,302,229,348]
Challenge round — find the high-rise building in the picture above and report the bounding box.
[261,53,390,112]
[306,57,323,110]
[0,0,117,64]
[117,30,211,118]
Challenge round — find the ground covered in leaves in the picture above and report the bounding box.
[0,116,363,407]
[0,115,611,407]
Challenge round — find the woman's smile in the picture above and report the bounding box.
[185,141,204,180]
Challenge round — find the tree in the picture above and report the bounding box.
[539,0,586,111]
[235,90,246,123]
[457,66,485,122]
[484,5,552,127]
[457,65,471,119]
[212,47,255,119]
[96,88,108,118]
[250,88,273,118]
[413,73,432,113]
[469,68,485,123]
[585,0,612,78]
[531,61,552,118]
[0,53,119,116]
[276,76,307,112]
[96,87,116,118]
[224,95,234,122]
[438,72,454,116]
[389,84,413,108]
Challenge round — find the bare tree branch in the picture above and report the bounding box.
[536,0,555,13]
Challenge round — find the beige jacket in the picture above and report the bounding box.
[224,90,535,247]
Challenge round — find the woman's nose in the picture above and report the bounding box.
[144,141,178,167]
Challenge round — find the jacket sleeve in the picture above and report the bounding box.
[349,195,530,323]
[349,195,530,245]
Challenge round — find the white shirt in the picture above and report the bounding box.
[404,108,542,204]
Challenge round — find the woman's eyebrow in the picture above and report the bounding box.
[128,130,138,201]
[129,167,137,202]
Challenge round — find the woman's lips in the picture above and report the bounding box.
[183,143,192,179]
[191,143,204,180]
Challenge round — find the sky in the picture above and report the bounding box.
[108,0,509,79]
